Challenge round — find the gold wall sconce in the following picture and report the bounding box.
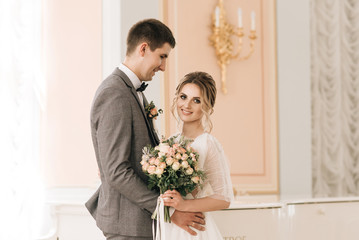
[209,0,257,94]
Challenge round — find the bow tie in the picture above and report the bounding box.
[136,82,148,92]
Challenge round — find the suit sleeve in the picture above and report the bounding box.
[94,87,158,214]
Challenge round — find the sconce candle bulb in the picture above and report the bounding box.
[251,11,256,30]
[238,8,243,28]
[215,7,220,27]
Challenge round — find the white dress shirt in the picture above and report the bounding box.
[118,63,145,109]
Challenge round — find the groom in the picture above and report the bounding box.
[86,19,205,239]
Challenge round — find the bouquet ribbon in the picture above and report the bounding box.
[153,197,166,240]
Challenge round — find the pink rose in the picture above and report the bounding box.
[166,157,174,165]
[167,147,176,156]
[150,108,158,116]
[191,176,200,183]
[149,157,156,165]
[142,163,149,172]
[155,158,161,166]
[179,147,186,154]
[159,162,166,169]
[181,154,188,161]
[148,165,156,174]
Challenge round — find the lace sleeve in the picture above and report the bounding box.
[199,134,234,203]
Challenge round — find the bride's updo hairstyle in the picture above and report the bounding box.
[172,71,217,132]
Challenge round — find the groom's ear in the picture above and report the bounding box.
[139,42,148,57]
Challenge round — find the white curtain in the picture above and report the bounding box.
[0,0,50,239]
[312,0,359,197]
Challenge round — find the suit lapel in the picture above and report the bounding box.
[113,68,159,146]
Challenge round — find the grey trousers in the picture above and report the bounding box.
[104,232,152,240]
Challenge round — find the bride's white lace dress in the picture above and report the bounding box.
[161,132,234,239]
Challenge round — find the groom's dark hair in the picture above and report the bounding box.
[126,18,176,56]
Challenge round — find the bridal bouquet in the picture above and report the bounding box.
[140,135,205,223]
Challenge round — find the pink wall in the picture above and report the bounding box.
[41,0,102,187]
[40,0,278,194]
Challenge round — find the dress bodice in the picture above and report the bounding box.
[185,133,234,202]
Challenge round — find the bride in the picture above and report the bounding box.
[160,71,234,239]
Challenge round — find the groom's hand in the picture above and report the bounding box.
[171,210,206,236]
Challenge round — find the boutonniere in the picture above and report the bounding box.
[145,101,163,120]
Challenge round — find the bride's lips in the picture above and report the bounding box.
[181,109,192,115]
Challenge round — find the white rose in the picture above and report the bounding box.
[185,167,194,175]
[142,155,150,161]
[158,143,170,153]
[181,161,189,169]
[172,161,180,171]
[175,153,182,160]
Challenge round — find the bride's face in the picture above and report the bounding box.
[176,83,204,124]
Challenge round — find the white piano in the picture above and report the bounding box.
[213,195,359,240]
[42,188,359,240]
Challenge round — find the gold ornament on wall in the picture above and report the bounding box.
[209,0,257,94]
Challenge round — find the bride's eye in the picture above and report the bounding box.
[194,98,201,104]
[180,94,187,100]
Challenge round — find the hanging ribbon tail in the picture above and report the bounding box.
[153,197,166,240]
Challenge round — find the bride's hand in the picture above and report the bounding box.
[162,190,187,211]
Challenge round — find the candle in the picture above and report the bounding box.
[215,6,220,27]
[251,11,256,30]
[238,8,243,28]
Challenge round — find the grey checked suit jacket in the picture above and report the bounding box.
[86,68,160,237]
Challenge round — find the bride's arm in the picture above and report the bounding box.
[164,135,233,212]
[162,190,230,212]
